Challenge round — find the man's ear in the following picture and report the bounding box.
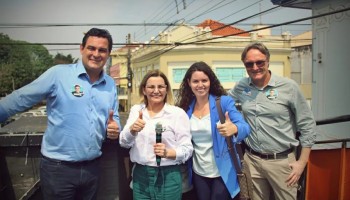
[80,44,84,53]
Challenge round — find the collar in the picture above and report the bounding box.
[266,71,277,87]
[209,94,217,111]
[248,70,276,89]
[161,103,173,114]
[143,103,173,113]
[188,94,217,114]
[76,61,106,84]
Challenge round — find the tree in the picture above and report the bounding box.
[0,34,79,96]
[53,53,78,64]
[0,33,54,95]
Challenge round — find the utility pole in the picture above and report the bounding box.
[127,33,132,111]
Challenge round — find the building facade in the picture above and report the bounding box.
[112,19,300,108]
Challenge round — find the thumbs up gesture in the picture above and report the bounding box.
[107,110,120,140]
[217,111,238,137]
[129,110,146,136]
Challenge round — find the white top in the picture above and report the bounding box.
[119,103,193,166]
[191,114,220,177]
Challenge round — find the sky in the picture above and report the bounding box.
[0,0,312,59]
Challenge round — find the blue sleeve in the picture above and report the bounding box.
[0,67,56,122]
[0,104,9,122]
[221,95,250,142]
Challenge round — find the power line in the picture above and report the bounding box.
[0,23,181,28]
[0,22,310,28]
[1,1,316,60]
[136,0,195,42]
[131,5,348,63]
[133,0,175,40]
[0,42,173,46]
[187,0,237,22]
[190,5,350,44]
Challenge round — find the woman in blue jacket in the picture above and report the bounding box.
[176,61,250,200]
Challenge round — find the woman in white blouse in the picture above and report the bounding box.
[119,69,193,200]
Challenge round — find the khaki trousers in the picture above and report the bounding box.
[244,151,298,200]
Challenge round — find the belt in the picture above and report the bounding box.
[42,155,100,166]
[246,146,293,160]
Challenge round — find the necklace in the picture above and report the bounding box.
[195,101,209,119]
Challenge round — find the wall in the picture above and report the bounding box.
[312,0,350,149]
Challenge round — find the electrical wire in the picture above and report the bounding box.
[130,5,348,63]
[0,0,317,59]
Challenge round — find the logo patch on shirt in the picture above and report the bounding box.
[72,84,84,97]
[266,88,278,100]
[242,88,251,96]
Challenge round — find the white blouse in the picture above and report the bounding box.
[191,114,220,177]
[119,103,193,167]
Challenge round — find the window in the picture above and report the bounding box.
[216,67,246,82]
[173,68,188,83]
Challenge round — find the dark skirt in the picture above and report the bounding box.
[133,164,182,200]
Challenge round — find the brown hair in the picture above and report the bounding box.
[175,61,226,111]
[139,69,174,106]
[241,42,270,62]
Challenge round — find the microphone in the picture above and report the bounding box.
[155,122,164,166]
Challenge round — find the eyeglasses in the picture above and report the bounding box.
[244,60,266,68]
[145,84,167,91]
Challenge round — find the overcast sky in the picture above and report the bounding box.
[0,0,312,58]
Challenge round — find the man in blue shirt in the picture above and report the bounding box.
[0,28,121,200]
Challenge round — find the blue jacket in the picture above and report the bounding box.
[186,94,250,198]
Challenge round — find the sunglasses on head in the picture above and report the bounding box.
[244,60,266,68]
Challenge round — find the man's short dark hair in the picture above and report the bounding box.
[82,28,113,53]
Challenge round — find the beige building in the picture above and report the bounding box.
[110,45,138,112]
[290,31,312,102]
[112,19,298,109]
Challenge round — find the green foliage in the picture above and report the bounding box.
[0,33,54,95]
[0,34,79,96]
[53,53,78,64]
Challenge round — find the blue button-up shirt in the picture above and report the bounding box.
[0,61,120,161]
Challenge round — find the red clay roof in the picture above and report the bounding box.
[197,19,249,37]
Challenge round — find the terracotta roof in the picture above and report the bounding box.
[197,19,249,37]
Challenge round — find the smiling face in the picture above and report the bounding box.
[243,48,271,88]
[80,36,110,81]
[143,76,168,106]
[187,71,210,100]
[74,85,81,93]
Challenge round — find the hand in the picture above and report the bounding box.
[153,143,167,158]
[217,111,238,137]
[129,110,145,136]
[106,110,120,140]
[286,159,307,187]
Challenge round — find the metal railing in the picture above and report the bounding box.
[298,115,350,200]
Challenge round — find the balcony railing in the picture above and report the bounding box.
[0,114,349,199]
[298,115,350,200]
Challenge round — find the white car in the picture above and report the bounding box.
[20,106,47,117]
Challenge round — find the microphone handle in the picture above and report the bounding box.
[156,132,162,166]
